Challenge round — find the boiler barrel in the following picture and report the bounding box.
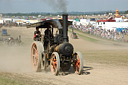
[55,42,74,56]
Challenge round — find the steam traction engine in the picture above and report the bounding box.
[31,14,83,75]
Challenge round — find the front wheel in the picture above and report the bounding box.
[73,52,83,75]
[50,52,60,76]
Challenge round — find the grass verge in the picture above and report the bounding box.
[0,77,23,85]
[83,50,128,66]
[68,28,98,42]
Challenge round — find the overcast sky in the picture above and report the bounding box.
[0,0,128,13]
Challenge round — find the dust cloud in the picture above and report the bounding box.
[0,27,34,73]
[0,45,32,72]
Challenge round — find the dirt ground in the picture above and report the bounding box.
[0,27,128,85]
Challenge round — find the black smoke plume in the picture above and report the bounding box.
[42,0,68,12]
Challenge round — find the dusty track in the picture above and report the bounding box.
[0,27,128,85]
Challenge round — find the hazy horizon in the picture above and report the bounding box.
[0,0,128,13]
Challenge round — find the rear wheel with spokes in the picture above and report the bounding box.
[31,41,43,72]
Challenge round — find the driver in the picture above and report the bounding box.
[34,27,41,41]
[44,27,53,50]
[44,27,53,38]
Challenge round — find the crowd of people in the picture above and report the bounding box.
[72,24,128,42]
[0,21,26,28]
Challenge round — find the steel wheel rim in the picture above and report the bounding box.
[31,43,39,70]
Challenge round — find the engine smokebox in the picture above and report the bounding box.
[55,42,74,56]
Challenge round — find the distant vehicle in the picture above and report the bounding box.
[2,29,7,36]
[3,36,22,46]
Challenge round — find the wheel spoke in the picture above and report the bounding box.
[75,59,80,73]
[76,59,80,67]
[52,57,57,72]
[33,46,36,50]
[32,45,39,66]
[32,54,36,57]
[50,52,60,75]
[73,52,83,75]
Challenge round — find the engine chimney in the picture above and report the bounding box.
[62,14,69,42]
